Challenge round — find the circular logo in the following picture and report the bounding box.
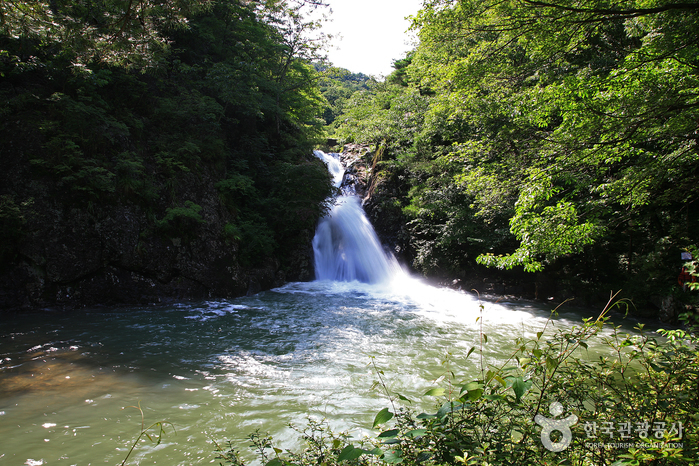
[534,402,578,452]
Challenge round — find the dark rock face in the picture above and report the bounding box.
[0,168,309,312]
[338,144,372,196]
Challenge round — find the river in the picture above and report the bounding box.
[1,276,646,465]
[0,152,645,465]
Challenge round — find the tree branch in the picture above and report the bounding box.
[522,0,699,19]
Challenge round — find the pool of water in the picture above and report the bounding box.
[0,278,642,465]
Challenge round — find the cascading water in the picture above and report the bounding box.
[312,150,401,283]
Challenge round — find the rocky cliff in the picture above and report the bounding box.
[0,144,319,312]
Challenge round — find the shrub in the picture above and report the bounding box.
[155,201,205,239]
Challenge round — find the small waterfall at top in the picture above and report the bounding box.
[312,150,401,283]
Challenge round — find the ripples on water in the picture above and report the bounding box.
[0,277,635,465]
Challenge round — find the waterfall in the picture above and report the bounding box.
[312,150,401,283]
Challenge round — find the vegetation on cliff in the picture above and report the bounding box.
[0,0,335,309]
[332,0,699,314]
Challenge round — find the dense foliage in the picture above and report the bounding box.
[334,0,699,310]
[0,0,208,69]
[317,66,373,127]
[0,0,335,288]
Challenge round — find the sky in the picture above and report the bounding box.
[318,0,424,77]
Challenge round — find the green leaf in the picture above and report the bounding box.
[373,407,394,428]
[378,429,400,438]
[460,381,484,401]
[424,387,446,397]
[485,369,495,382]
[465,388,483,401]
[338,445,364,462]
[437,401,464,418]
[511,377,532,403]
[461,381,482,393]
[404,429,427,438]
[382,449,404,464]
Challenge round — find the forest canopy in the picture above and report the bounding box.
[332,0,699,303]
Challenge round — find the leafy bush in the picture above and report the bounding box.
[215,420,380,466]
[155,201,206,239]
[218,298,698,466]
[234,216,277,267]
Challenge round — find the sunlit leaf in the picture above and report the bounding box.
[373,407,394,428]
[424,387,446,397]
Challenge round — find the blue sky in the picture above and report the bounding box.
[320,0,423,77]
